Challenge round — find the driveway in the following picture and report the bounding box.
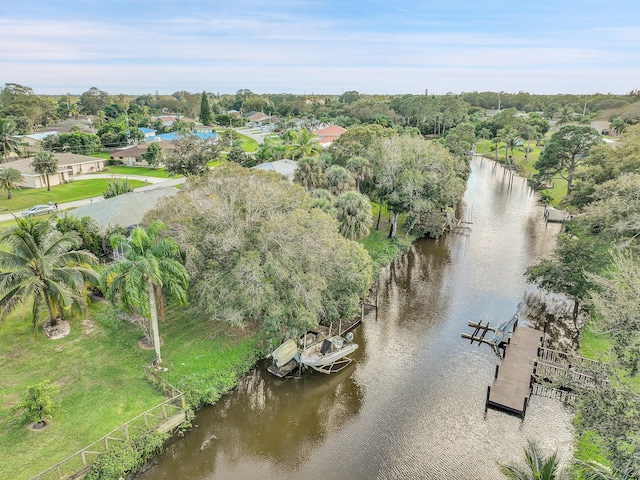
[0,174,185,223]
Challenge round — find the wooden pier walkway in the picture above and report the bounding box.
[486,324,544,417]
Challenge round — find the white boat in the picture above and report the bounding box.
[267,332,358,376]
[299,334,358,374]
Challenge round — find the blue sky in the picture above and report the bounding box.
[1,0,639,95]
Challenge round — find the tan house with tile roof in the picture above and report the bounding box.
[110,142,175,166]
[0,152,105,189]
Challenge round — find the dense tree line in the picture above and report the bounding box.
[524,124,640,475]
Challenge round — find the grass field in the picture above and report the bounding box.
[0,302,166,479]
[0,299,261,480]
[0,179,147,214]
[96,165,172,178]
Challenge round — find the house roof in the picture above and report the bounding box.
[64,185,179,231]
[1,152,103,175]
[253,159,298,181]
[110,142,175,159]
[314,125,347,137]
[247,112,273,122]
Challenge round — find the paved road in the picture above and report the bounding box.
[0,174,185,223]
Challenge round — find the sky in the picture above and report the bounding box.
[1,0,639,96]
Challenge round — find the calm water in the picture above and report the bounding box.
[137,158,573,480]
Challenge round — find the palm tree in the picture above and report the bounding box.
[100,221,188,365]
[31,151,58,192]
[0,118,22,160]
[498,440,573,480]
[609,117,628,136]
[0,217,98,332]
[478,127,493,157]
[557,106,575,126]
[519,125,540,164]
[324,165,354,196]
[0,168,25,199]
[335,191,372,240]
[294,156,324,190]
[285,129,321,160]
[346,156,372,192]
[498,126,524,165]
[255,137,286,163]
[492,136,501,159]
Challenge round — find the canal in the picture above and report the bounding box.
[137,158,574,479]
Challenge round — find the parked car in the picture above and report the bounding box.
[21,204,55,217]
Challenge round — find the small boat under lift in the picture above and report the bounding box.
[267,332,358,377]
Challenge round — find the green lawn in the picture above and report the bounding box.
[0,302,167,480]
[0,299,262,480]
[0,179,147,214]
[475,139,568,208]
[219,129,260,152]
[96,165,173,178]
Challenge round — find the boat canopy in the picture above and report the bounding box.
[271,339,298,367]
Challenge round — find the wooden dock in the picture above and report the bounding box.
[486,324,543,417]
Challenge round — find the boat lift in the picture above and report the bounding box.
[461,303,524,357]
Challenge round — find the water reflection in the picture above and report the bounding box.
[137,158,574,480]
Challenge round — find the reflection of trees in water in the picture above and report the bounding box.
[197,364,364,473]
[380,236,452,331]
[522,291,586,352]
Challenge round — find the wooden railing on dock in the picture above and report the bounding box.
[31,369,187,480]
[531,383,577,405]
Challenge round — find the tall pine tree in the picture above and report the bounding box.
[199,91,213,125]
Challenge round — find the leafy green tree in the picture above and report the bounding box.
[285,129,321,160]
[577,384,640,477]
[79,87,110,115]
[329,124,397,166]
[568,125,640,208]
[13,380,60,426]
[535,125,602,196]
[149,164,372,339]
[588,250,640,375]
[525,233,608,324]
[164,135,220,177]
[31,151,58,191]
[42,131,101,155]
[226,144,247,166]
[335,191,372,240]
[199,91,213,125]
[444,121,476,159]
[498,439,573,480]
[0,217,98,332]
[0,118,22,159]
[576,173,640,242]
[141,142,162,168]
[56,215,105,258]
[97,122,128,148]
[370,135,468,238]
[100,222,189,364]
[0,167,24,199]
[103,103,126,121]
